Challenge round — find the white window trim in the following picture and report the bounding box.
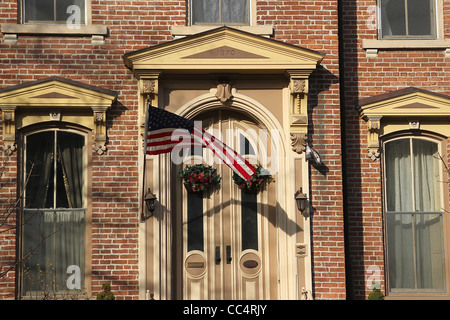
[1,0,107,45]
[362,0,449,58]
[171,0,273,38]
[382,134,448,297]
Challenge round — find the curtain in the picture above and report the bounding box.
[26,131,54,209]
[59,131,85,208]
[22,131,86,297]
[192,0,248,24]
[385,138,444,291]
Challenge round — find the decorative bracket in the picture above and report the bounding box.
[366,115,382,161]
[139,73,161,147]
[1,106,16,155]
[92,106,108,155]
[286,70,311,154]
[290,133,308,154]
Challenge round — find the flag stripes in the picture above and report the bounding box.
[146,105,256,180]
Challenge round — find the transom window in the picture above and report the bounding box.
[380,0,437,39]
[384,137,445,293]
[191,0,250,25]
[22,0,86,25]
[21,129,87,297]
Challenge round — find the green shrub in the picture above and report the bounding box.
[96,283,115,300]
[367,288,385,300]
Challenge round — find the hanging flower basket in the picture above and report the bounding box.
[180,164,221,193]
[232,165,272,194]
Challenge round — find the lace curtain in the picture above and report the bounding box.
[192,0,249,24]
[22,131,85,296]
[385,138,444,291]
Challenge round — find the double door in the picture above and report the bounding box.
[175,110,277,300]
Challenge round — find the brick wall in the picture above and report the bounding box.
[256,1,345,299]
[0,152,17,299]
[341,0,450,299]
[0,0,345,299]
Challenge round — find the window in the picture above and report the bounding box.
[384,137,445,293]
[187,192,204,252]
[191,0,250,25]
[23,0,86,25]
[380,0,436,39]
[21,129,87,297]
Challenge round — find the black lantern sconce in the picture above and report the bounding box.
[142,188,157,221]
[295,188,308,214]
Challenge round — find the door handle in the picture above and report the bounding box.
[215,246,221,265]
[226,245,232,264]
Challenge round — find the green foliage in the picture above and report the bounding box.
[232,165,272,194]
[367,288,385,300]
[180,164,221,193]
[96,283,115,300]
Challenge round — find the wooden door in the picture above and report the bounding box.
[177,110,277,300]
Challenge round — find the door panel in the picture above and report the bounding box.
[179,110,275,300]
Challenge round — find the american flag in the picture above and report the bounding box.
[146,105,256,181]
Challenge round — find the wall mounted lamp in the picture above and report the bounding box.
[295,188,308,214]
[142,188,157,221]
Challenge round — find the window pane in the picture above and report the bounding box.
[240,134,255,156]
[192,0,220,23]
[381,0,406,37]
[387,213,415,289]
[24,0,54,23]
[407,0,433,36]
[187,192,204,252]
[414,213,444,290]
[26,131,55,209]
[57,0,86,24]
[24,0,86,23]
[241,191,258,251]
[412,139,440,212]
[222,0,249,23]
[385,139,412,212]
[22,209,86,296]
[387,212,445,291]
[57,132,85,208]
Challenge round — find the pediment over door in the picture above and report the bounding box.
[123,26,325,75]
[123,26,325,154]
[0,76,117,155]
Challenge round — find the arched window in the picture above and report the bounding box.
[383,136,445,293]
[21,127,88,297]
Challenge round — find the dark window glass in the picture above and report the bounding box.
[241,191,258,251]
[380,0,436,39]
[187,192,204,252]
[23,0,86,24]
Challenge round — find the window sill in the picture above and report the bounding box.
[1,23,108,45]
[362,39,450,58]
[171,25,273,38]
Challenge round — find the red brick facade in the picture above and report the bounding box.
[0,0,449,300]
[342,0,450,299]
